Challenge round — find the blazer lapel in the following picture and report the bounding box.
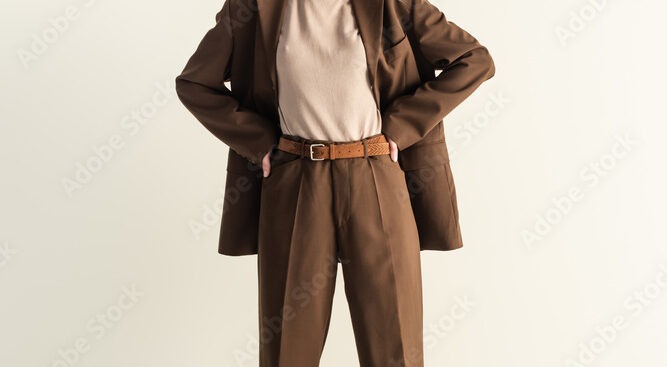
[349,0,384,95]
[257,0,384,104]
[257,0,287,100]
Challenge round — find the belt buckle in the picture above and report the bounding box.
[309,143,325,161]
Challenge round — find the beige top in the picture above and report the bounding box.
[275,0,382,142]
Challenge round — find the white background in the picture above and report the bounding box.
[1,0,666,366]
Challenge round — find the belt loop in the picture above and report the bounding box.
[329,143,335,160]
[362,139,368,159]
[300,140,306,159]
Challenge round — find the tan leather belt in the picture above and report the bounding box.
[277,134,390,160]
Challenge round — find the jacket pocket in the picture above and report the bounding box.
[404,161,463,251]
[220,168,263,256]
[383,33,410,64]
[378,33,420,106]
[398,138,449,171]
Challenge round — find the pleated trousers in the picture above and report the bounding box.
[257,133,424,367]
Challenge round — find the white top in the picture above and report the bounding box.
[275,0,382,142]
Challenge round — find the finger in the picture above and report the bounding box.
[388,139,399,162]
[263,160,271,178]
[262,151,271,178]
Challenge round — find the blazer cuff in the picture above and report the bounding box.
[235,133,279,167]
[381,113,425,151]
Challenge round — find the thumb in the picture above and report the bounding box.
[387,138,399,162]
[262,151,271,178]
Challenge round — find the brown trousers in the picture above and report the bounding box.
[257,133,424,367]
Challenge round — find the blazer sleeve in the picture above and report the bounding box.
[381,0,496,151]
[175,0,279,166]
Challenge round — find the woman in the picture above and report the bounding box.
[175,0,494,365]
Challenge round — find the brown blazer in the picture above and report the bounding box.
[175,0,495,256]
